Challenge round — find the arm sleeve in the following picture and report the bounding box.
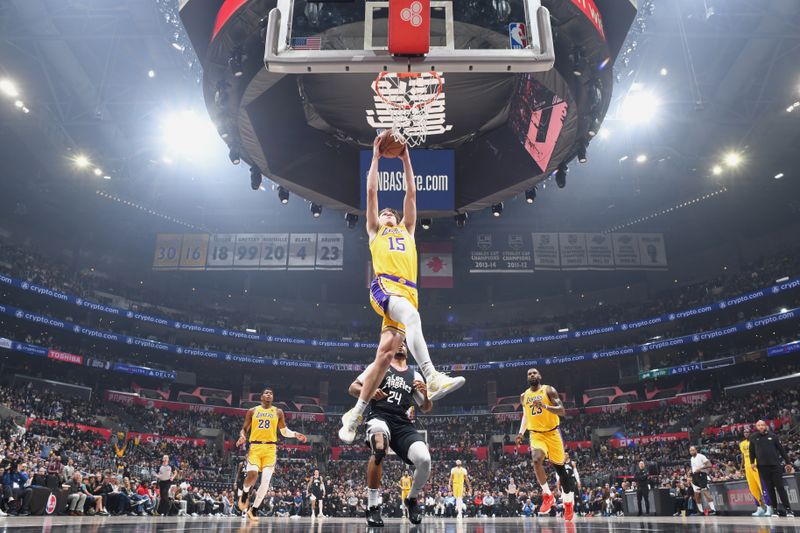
[519,414,527,434]
[573,465,581,487]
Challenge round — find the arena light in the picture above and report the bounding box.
[420,218,432,230]
[250,167,262,190]
[245,328,257,333]
[93,168,103,176]
[345,212,359,229]
[774,172,784,180]
[310,203,322,218]
[228,146,241,165]
[779,307,789,314]
[277,186,289,204]
[229,49,245,77]
[660,67,668,76]
[161,110,219,160]
[776,276,789,283]
[712,164,723,176]
[73,154,91,168]
[555,163,568,188]
[619,90,660,124]
[0,79,19,98]
[557,328,569,333]
[723,151,743,168]
[525,188,536,204]
[598,128,610,140]
[491,203,504,217]
[577,142,588,164]
[147,69,156,78]
[454,212,468,228]
[636,154,647,163]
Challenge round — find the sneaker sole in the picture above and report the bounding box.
[338,413,359,443]
[428,376,466,401]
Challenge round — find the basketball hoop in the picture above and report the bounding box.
[373,71,443,148]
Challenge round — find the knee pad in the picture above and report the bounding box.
[370,432,388,465]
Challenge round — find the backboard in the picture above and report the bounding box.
[265,0,554,74]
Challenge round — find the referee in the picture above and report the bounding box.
[749,419,795,517]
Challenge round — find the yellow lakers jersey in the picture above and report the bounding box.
[370,224,417,283]
[740,439,754,466]
[451,467,466,486]
[522,386,560,432]
[401,476,412,491]
[250,405,279,442]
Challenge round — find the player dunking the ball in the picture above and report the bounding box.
[339,130,464,443]
[236,388,307,521]
[515,368,577,521]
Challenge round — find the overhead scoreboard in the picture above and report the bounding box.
[152,233,344,271]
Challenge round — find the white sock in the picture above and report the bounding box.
[354,399,369,416]
[541,482,552,494]
[242,483,251,494]
[563,492,574,504]
[387,297,435,380]
[253,468,273,507]
[697,503,703,512]
[368,489,381,507]
[708,500,716,511]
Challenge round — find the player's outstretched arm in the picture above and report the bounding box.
[237,408,254,447]
[278,408,307,443]
[515,394,526,445]
[366,132,388,241]
[400,148,416,235]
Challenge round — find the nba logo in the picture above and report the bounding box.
[509,23,527,49]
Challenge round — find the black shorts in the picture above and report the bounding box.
[365,415,426,465]
[310,488,323,499]
[691,471,709,490]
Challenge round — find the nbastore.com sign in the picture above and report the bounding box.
[360,149,454,211]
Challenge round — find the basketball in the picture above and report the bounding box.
[379,131,407,158]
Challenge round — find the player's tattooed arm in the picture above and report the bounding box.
[515,393,526,445]
[348,378,388,401]
[413,379,433,412]
[544,386,566,416]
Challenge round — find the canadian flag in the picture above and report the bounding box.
[419,242,453,288]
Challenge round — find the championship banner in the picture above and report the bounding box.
[314,234,344,271]
[638,233,668,269]
[532,232,560,270]
[288,233,317,270]
[419,242,453,288]
[359,149,455,212]
[469,232,533,273]
[586,233,614,269]
[558,232,589,269]
[612,233,641,267]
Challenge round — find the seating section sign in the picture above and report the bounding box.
[470,232,668,273]
[153,233,343,271]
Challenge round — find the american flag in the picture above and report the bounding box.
[291,37,322,50]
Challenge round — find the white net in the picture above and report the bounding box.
[374,72,443,147]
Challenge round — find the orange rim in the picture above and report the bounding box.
[374,71,443,110]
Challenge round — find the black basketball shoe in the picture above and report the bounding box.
[404,497,423,525]
[366,506,384,527]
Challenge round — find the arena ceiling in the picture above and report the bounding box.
[0,0,799,237]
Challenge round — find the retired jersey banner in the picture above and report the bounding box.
[420,242,453,288]
[469,232,533,273]
[152,233,342,271]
